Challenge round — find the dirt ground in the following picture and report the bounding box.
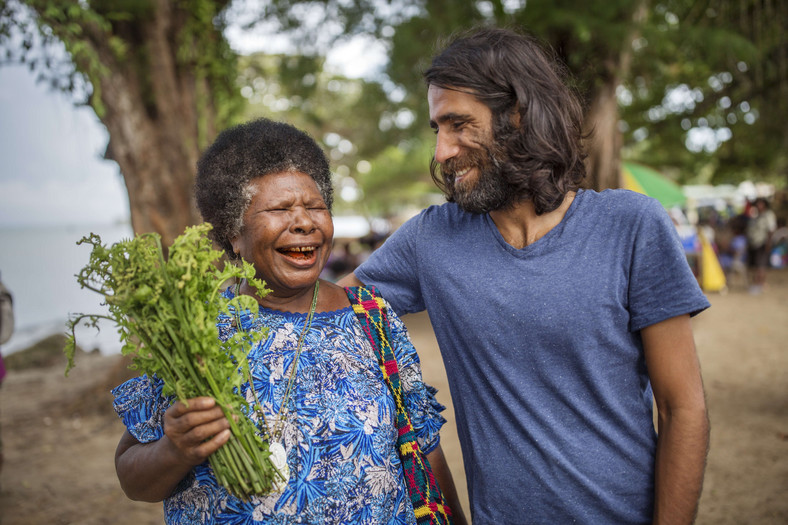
[1,270,786,524]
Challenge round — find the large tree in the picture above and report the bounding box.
[3,0,782,243]
[619,0,787,186]
[262,0,648,189]
[1,0,241,246]
[260,0,783,192]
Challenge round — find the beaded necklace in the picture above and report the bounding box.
[234,279,320,489]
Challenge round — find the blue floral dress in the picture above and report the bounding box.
[112,293,446,524]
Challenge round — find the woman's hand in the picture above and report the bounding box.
[115,396,232,502]
[163,396,232,466]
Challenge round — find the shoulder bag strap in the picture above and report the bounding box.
[345,286,453,524]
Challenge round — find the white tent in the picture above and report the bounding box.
[332,215,370,239]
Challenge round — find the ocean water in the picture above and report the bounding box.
[0,223,133,356]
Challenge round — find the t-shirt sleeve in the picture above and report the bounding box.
[385,300,446,454]
[628,199,711,331]
[355,215,426,316]
[112,374,172,443]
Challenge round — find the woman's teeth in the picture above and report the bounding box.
[279,247,315,260]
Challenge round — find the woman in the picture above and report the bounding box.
[111,118,465,524]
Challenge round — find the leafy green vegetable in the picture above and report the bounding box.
[65,222,280,499]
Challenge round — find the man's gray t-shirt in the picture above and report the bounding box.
[355,189,709,524]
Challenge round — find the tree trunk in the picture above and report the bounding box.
[96,1,206,247]
[31,0,226,248]
[581,0,647,191]
[583,80,622,191]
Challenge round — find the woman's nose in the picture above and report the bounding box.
[291,207,316,233]
[434,132,460,164]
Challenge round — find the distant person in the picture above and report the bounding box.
[112,119,465,524]
[0,271,14,474]
[0,272,12,350]
[746,197,777,294]
[321,241,355,281]
[340,26,710,524]
[718,214,749,289]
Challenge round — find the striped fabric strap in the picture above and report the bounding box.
[345,286,453,525]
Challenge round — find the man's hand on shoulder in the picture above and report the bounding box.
[337,272,364,287]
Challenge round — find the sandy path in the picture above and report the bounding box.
[1,270,786,524]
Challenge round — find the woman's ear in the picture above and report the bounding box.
[230,236,241,257]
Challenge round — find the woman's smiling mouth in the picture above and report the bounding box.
[277,245,317,261]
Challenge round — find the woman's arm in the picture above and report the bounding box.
[426,444,468,525]
[643,314,709,525]
[115,396,231,502]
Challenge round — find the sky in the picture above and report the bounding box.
[0,66,129,228]
[0,21,387,229]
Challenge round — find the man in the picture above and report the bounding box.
[340,27,710,524]
[746,197,777,294]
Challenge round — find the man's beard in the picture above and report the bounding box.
[440,141,514,214]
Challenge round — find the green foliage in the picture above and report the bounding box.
[1,0,120,115]
[0,0,241,134]
[235,51,435,214]
[4,0,783,223]
[176,0,243,146]
[256,0,785,190]
[358,138,441,216]
[64,223,283,499]
[616,0,785,185]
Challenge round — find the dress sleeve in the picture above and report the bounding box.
[355,214,426,316]
[384,300,447,454]
[111,374,172,443]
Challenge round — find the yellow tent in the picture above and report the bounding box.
[698,229,727,293]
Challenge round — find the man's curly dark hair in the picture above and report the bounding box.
[195,118,333,258]
[424,26,587,215]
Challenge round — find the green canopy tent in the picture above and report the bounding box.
[621,162,686,208]
[621,162,727,291]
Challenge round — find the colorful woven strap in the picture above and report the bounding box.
[345,286,453,525]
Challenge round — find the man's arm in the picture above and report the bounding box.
[336,271,364,288]
[426,444,468,525]
[642,314,709,525]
